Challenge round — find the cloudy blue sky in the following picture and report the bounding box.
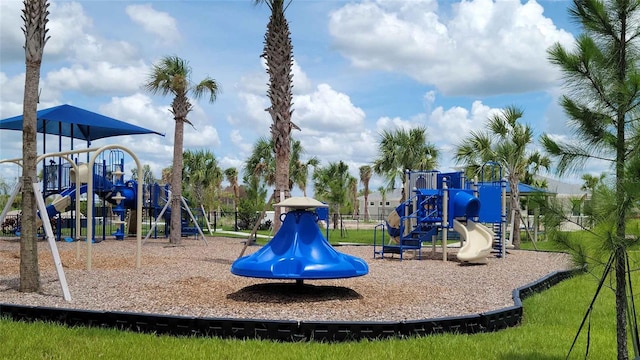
[0,0,595,194]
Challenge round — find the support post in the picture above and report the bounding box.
[143,198,170,244]
[33,183,71,301]
[501,178,507,259]
[238,191,276,258]
[442,177,448,262]
[201,204,214,235]
[0,181,22,226]
[180,196,207,245]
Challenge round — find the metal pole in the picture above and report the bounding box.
[501,178,507,259]
[33,182,71,301]
[442,177,448,262]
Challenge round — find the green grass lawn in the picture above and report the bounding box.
[1,226,637,359]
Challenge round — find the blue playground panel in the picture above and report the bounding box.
[231,210,368,280]
[477,185,502,223]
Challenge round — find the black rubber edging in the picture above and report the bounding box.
[0,267,584,342]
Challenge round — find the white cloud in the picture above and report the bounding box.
[46,61,148,96]
[293,84,366,135]
[219,156,245,173]
[0,72,27,117]
[228,129,253,154]
[99,93,167,132]
[329,0,575,96]
[236,77,372,165]
[45,2,94,59]
[95,94,172,173]
[375,116,414,132]
[125,4,180,45]
[0,1,25,62]
[292,60,312,94]
[371,100,504,171]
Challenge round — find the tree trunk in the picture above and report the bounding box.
[363,187,370,222]
[273,153,289,233]
[169,118,184,245]
[614,87,629,360]
[614,245,628,360]
[20,62,41,292]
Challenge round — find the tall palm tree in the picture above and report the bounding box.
[373,127,439,202]
[20,0,50,292]
[455,105,549,249]
[183,149,222,210]
[348,176,358,217]
[377,186,387,221]
[224,167,240,213]
[290,139,318,196]
[253,0,299,232]
[359,165,372,221]
[144,56,219,244]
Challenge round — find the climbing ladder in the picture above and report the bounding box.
[492,222,504,258]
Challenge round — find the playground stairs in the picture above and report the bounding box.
[492,222,504,258]
[374,223,438,261]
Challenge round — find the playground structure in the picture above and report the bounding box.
[231,197,369,284]
[374,167,507,264]
[0,145,146,271]
[2,150,209,244]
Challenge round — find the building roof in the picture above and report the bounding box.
[535,175,587,197]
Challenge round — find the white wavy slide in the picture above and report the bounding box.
[453,219,494,264]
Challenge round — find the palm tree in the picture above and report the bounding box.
[182,149,222,211]
[541,2,640,357]
[253,0,299,232]
[359,165,372,222]
[455,105,549,249]
[373,127,439,202]
[161,166,172,185]
[581,173,605,194]
[130,164,155,185]
[290,139,318,196]
[144,56,219,244]
[245,137,276,189]
[313,161,353,229]
[245,137,318,231]
[20,0,50,292]
[348,176,358,217]
[377,186,387,221]
[224,167,240,213]
[242,172,268,210]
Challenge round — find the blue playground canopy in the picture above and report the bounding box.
[0,104,164,141]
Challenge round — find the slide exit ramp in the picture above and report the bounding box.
[453,219,494,264]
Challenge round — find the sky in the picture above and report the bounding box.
[0,0,600,196]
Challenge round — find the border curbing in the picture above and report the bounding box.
[0,267,584,342]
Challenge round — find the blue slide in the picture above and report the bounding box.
[40,174,137,237]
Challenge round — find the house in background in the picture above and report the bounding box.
[532,176,591,230]
[357,188,402,222]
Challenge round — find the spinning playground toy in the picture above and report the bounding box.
[231,197,369,284]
